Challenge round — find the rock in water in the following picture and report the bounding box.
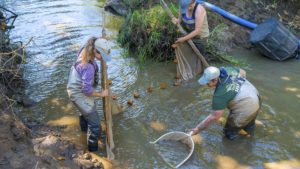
[133,92,140,98]
[160,82,167,89]
[127,100,133,106]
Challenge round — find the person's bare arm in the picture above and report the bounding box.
[191,109,224,135]
[175,5,205,43]
[88,89,109,97]
[239,68,246,78]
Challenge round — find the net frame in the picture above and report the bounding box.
[150,131,194,168]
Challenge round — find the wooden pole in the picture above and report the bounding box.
[160,0,209,68]
[101,61,115,160]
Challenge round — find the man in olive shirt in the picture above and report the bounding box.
[191,66,260,140]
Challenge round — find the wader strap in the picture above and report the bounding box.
[182,3,199,20]
[192,3,199,19]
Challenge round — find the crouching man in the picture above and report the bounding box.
[191,66,261,140]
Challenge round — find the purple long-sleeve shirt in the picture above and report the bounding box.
[75,63,96,96]
[75,50,98,96]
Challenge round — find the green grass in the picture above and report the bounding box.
[117,4,180,63]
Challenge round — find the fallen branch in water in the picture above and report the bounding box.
[0,37,33,55]
[0,37,32,91]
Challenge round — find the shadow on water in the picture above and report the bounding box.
[5,0,300,168]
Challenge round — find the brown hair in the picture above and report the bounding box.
[81,37,97,64]
[188,0,196,14]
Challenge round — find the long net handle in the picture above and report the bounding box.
[160,0,209,68]
[101,61,115,160]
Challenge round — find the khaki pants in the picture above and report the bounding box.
[223,95,261,140]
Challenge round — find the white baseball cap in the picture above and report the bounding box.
[94,38,112,62]
[198,66,220,85]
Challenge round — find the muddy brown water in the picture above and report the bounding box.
[4,0,300,168]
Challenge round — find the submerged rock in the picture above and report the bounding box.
[94,161,104,168]
[74,158,95,169]
[160,82,167,89]
[133,92,140,98]
[16,96,35,108]
[83,153,92,160]
[127,99,133,106]
[91,158,98,163]
[147,86,154,93]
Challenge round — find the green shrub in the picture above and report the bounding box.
[117,5,180,62]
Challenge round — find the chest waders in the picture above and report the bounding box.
[223,79,260,140]
[66,49,101,151]
[181,3,209,55]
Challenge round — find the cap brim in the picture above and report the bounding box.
[96,47,111,62]
[94,38,112,62]
[198,76,209,85]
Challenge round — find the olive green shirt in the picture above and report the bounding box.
[212,67,245,110]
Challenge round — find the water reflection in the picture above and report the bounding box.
[264,159,300,169]
[47,115,78,128]
[150,121,167,132]
[215,155,251,169]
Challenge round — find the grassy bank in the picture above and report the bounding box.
[117,2,244,65]
[117,4,179,62]
[116,0,299,65]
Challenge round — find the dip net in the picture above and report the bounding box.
[175,42,206,81]
[150,131,194,168]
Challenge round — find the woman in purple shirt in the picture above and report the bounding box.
[67,37,111,151]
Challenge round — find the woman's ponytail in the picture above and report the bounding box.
[81,37,97,64]
[188,0,195,14]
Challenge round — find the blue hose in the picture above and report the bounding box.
[201,2,257,29]
[198,1,300,48]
